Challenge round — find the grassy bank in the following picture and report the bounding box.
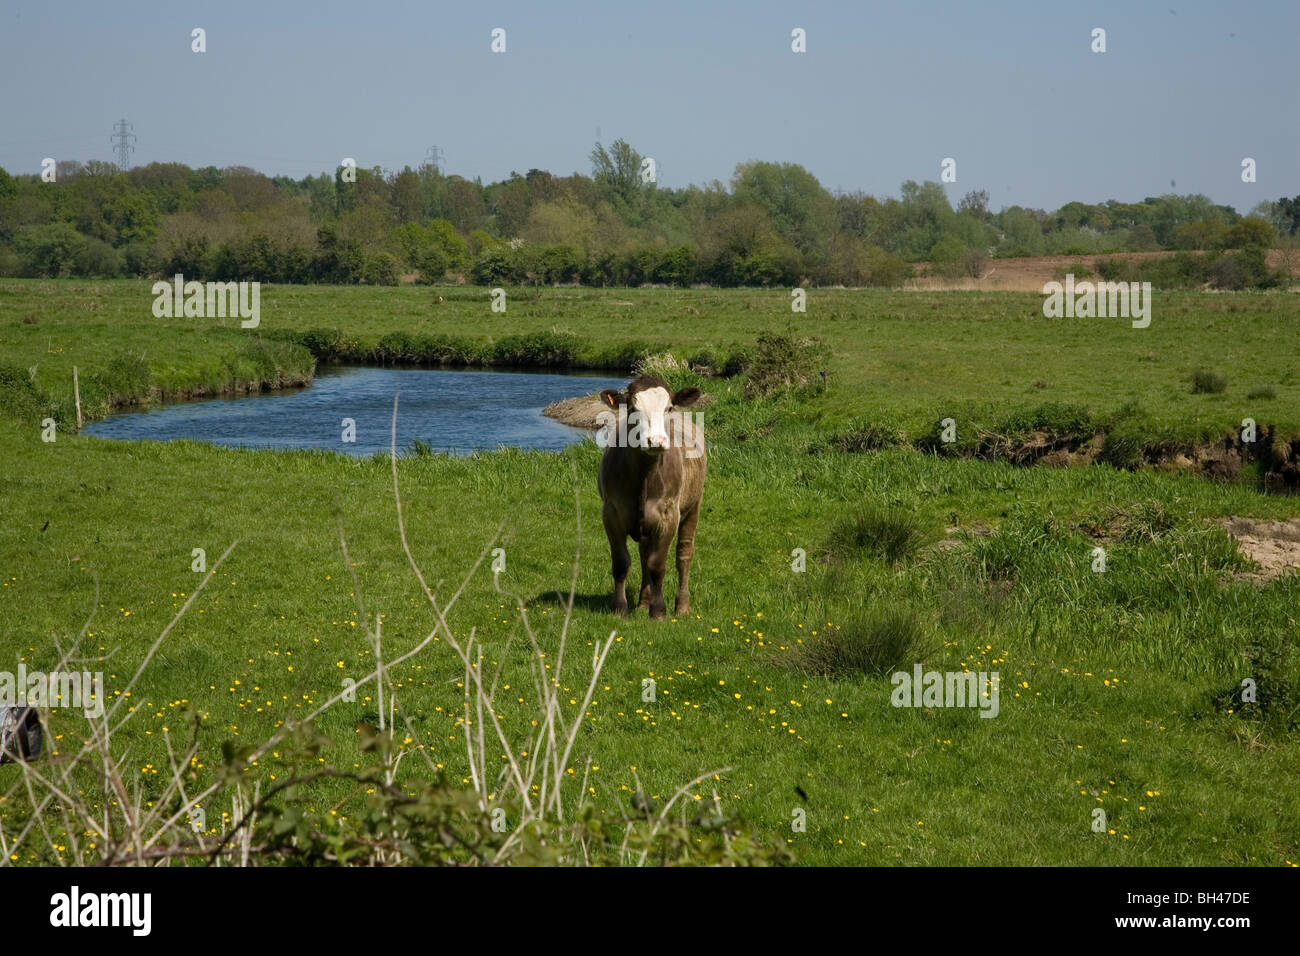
[4,400,1300,864]
[1,280,1298,865]
[4,280,1299,441]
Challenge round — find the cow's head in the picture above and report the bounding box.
[599,377,701,455]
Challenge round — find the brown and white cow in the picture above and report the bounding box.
[597,377,705,620]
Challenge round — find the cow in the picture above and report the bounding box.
[596,377,706,621]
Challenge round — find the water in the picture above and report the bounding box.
[83,366,629,456]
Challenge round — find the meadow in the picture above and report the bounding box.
[1,278,1298,866]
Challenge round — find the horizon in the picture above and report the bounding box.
[1,0,1297,213]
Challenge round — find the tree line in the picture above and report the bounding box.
[0,140,1295,287]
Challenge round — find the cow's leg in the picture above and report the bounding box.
[605,516,631,617]
[636,530,653,611]
[642,504,679,621]
[674,505,700,616]
[645,532,671,620]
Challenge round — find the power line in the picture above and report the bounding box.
[109,119,136,169]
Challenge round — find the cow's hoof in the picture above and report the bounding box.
[649,604,667,621]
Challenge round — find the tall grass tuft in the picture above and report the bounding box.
[825,506,927,566]
[743,330,828,399]
[633,352,710,392]
[794,607,933,679]
[1114,500,1176,543]
[833,420,901,453]
[1191,368,1228,394]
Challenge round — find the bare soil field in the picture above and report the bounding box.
[907,249,1300,291]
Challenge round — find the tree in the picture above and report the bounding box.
[416,246,448,284]
[731,161,833,255]
[10,151,1286,287]
[102,186,160,244]
[696,203,781,264]
[444,178,486,233]
[1173,220,1228,250]
[389,167,423,224]
[958,189,989,223]
[895,180,958,259]
[537,243,584,284]
[361,252,400,285]
[428,219,470,271]
[313,223,363,284]
[14,222,88,277]
[995,206,1047,257]
[835,192,883,241]
[127,163,194,214]
[1144,193,1234,246]
[928,234,967,277]
[222,167,279,211]
[1125,223,1159,251]
[1272,196,1300,236]
[653,245,697,287]
[1223,216,1275,249]
[415,162,447,220]
[488,173,534,237]
[589,139,644,208]
[520,199,597,251]
[391,221,435,269]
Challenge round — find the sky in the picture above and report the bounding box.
[1,0,1297,212]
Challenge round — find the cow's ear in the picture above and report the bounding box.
[671,387,702,408]
[599,389,625,408]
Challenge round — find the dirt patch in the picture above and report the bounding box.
[906,253,1177,292]
[904,249,1300,292]
[934,520,992,552]
[1261,432,1300,491]
[542,394,608,429]
[928,428,1098,467]
[982,428,1098,467]
[1040,443,1100,468]
[1149,436,1243,480]
[1214,517,1300,581]
[935,426,1264,483]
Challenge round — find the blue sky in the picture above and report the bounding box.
[1,0,1296,211]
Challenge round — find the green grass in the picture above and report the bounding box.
[4,279,1300,444]
[1191,368,1229,395]
[824,506,929,566]
[1,280,1299,865]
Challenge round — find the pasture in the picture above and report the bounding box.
[1,279,1298,865]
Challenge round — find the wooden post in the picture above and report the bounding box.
[73,366,83,429]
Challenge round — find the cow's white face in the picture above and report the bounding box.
[599,380,702,457]
[629,386,673,453]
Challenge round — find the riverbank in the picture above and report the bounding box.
[5,280,1299,442]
